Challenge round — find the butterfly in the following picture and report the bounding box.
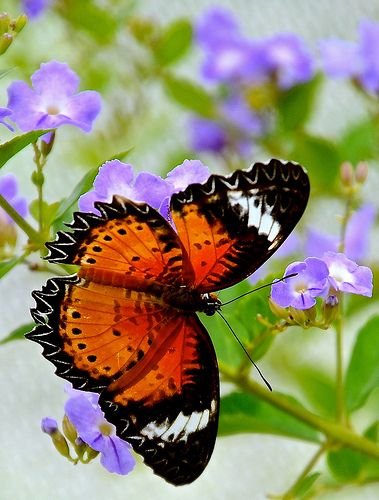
[27,158,309,485]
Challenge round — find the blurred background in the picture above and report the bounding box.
[1,1,379,499]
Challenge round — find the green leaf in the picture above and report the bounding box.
[52,166,99,231]
[29,200,60,226]
[0,322,34,345]
[0,130,50,169]
[339,119,379,164]
[219,391,320,442]
[57,0,119,44]
[0,256,23,278]
[292,365,336,418]
[277,74,322,131]
[345,315,379,412]
[289,133,340,193]
[202,312,243,367]
[327,447,363,482]
[359,421,379,480]
[154,19,192,66]
[162,74,216,118]
[291,472,321,499]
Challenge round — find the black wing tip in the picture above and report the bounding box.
[171,158,310,208]
[45,197,158,265]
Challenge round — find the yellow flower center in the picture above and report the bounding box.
[99,421,113,436]
[46,105,60,115]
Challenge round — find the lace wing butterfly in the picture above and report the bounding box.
[27,159,309,485]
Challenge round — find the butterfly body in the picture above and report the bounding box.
[27,159,310,485]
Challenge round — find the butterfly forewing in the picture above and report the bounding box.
[171,159,310,292]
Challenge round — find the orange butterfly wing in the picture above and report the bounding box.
[171,159,310,292]
[28,197,219,485]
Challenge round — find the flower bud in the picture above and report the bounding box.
[288,306,307,326]
[41,417,71,459]
[0,13,10,35]
[0,33,12,55]
[322,294,340,326]
[268,297,289,320]
[62,414,77,444]
[13,14,28,33]
[355,161,369,184]
[40,131,56,157]
[340,161,354,188]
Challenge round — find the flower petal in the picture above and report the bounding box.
[64,394,104,447]
[31,61,79,98]
[165,159,210,193]
[64,91,102,132]
[99,436,135,475]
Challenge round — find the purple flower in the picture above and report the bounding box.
[189,95,264,156]
[41,416,58,435]
[23,0,52,18]
[320,19,379,93]
[7,61,101,133]
[79,160,170,214]
[305,203,376,262]
[271,257,329,309]
[80,159,210,219]
[345,203,376,261]
[0,174,28,223]
[189,117,227,153]
[263,33,314,89]
[0,107,14,131]
[319,39,361,78]
[323,252,373,297]
[196,8,267,83]
[65,390,135,475]
[165,159,210,192]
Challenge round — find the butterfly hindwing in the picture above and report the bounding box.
[171,159,310,292]
[100,314,219,485]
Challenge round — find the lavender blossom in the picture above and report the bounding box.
[7,61,101,133]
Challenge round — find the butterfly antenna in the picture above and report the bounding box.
[221,272,298,307]
[216,310,272,391]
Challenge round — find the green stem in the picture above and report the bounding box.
[280,443,328,499]
[32,142,46,235]
[335,310,347,424]
[0,193,44,244]
[220,364,379,461]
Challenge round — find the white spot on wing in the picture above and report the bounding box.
[141,409,212,443]
[247,197,262,228]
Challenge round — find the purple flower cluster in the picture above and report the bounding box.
[271,252,373,310]
[320,19,379,94]
[190,7,314,156]
[1,61,101,138]
[79,158,210,219]
[196,7,313,88]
